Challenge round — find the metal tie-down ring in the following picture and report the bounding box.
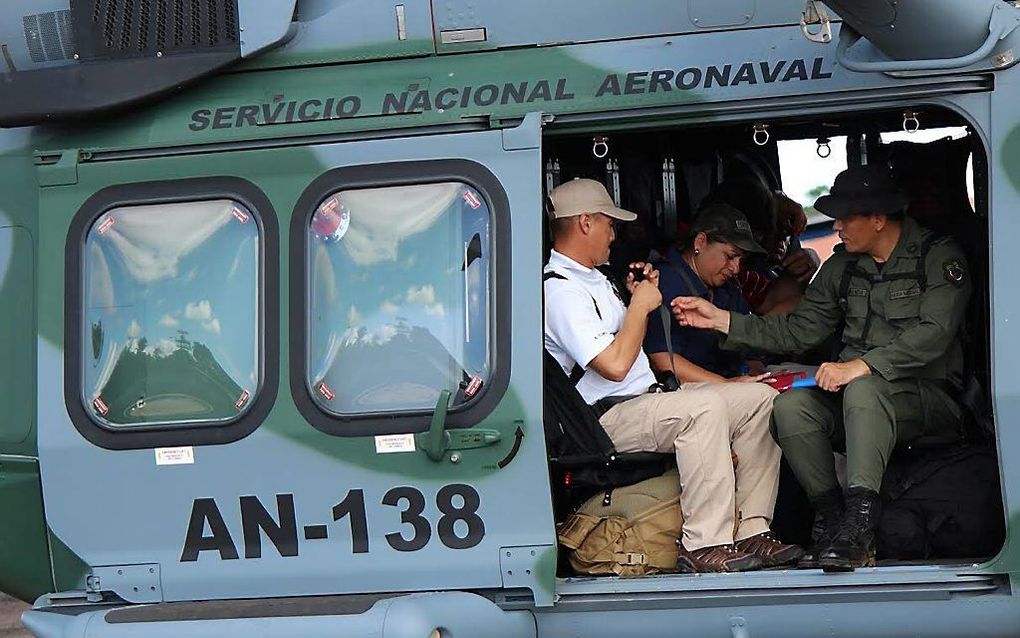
[903,111,920,134]
[817,136,832,158]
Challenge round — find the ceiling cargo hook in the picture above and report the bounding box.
[903,110,920,133]
[593,136,609,159]
[752,124,770,147]
[800,0,832,44]
[816,136,832,158]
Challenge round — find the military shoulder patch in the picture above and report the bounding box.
[943,259,966,286]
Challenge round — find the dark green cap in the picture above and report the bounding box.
[689,203,767,255]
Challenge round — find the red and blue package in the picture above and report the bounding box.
[761,370,817,392]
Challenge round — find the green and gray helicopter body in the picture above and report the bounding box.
[1,1,1020,635]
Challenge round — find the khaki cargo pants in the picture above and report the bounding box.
[599,382,780,551]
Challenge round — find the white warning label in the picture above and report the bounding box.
[374,434,416,454]
[155,447,195,466]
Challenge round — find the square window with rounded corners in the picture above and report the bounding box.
[306,181,492,417]
[82,199,260,428]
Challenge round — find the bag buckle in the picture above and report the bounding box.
[614,552,648,565]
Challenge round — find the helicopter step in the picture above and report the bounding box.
[21,591,535,638]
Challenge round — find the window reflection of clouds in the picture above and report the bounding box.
[307,182,492,416]
[82,199,260,427]
[97,200,232,283]
[339,183,460,267]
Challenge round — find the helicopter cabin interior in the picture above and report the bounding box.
[537,103,1003,575]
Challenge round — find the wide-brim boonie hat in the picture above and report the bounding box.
[814,164,909,220]
[690,202,767,255]
[547,178,637,221]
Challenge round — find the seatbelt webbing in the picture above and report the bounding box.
[658,304,679,385]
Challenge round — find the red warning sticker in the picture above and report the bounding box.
[311,195,351,241]
[93,396,110,416]
[97,217,115,235]
[235,390,250,410]
[231,207,250,224]
[320,195,340,214]
[464,376,484,399]
[317,382,336,401]
[463,191,482,210]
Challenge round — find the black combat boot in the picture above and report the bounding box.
[798,488,844,569]
[819,487,881,573]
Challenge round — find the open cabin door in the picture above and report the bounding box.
[37,114,556,606]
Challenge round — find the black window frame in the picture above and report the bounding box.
[290,159,511,437]
[64,176,279,450]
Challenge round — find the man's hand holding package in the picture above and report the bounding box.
[815,359,871,392]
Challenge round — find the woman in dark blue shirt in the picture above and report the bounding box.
[645,203,768,383]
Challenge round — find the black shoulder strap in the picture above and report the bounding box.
[838,234,940,304]
[543,270,601,319]
[664,260,701,298]
[914,233,940,292]
[544,270,596,385]
[837,257,861,307]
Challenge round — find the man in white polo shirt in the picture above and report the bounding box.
[544,179,802,573]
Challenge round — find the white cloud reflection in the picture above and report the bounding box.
[96,200,233,283]
[347,305,363,327]
[339,183,460,266]
[184,300,214,321]
[406,285,436,305]
[87,242,116,311]
[202,319,222,335]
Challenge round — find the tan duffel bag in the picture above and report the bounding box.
[557,470,682,577]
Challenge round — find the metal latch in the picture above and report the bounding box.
[34,149,83,187]
[417,390,501,462]
[801,0,832,44]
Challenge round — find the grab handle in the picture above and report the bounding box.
[836,3,1020,73]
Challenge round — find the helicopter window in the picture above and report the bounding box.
[82,199,261,429]
[305,182,492,417]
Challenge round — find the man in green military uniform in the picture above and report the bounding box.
[672,164,972,572]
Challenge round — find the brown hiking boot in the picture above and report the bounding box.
[735,532,805,568]
[676,543,763,573]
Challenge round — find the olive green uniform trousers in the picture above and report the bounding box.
[724,217,972,497]
[770,375,962,496]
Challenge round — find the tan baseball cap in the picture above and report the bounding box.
[547,178,637,221]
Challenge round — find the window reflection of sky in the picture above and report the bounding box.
[83,200,259,426]
[308,182,491,414]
